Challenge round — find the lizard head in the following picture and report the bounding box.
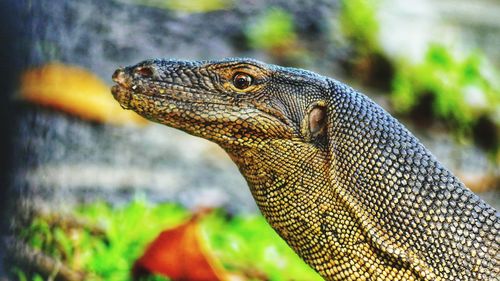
[111,58,330,153]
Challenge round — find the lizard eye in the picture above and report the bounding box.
[232,73,253,90]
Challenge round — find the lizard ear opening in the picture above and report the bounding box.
[302,102,327,142]
[309,106,326,137]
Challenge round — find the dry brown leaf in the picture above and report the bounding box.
[20,63,147,125]
[133,214,227,281]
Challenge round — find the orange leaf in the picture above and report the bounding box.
[133,215,225,281]
[20,63,147,126]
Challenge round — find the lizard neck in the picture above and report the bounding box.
[226,141,397,279]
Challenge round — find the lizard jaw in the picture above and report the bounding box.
[111,84,133,110]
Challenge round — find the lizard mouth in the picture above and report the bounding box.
[111,84,133,110]
[111,68,227,109]
[111,67,214,108]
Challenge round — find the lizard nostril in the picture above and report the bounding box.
[112,68,127,85]
[134,66,155,78]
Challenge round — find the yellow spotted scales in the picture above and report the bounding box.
[112,58,499,281]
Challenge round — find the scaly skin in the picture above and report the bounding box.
[111,58,499,281]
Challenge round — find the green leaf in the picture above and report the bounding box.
[245,8,296,50]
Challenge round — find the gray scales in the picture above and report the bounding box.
[111,58,499,281]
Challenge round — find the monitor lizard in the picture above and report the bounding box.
[111,58,499,281]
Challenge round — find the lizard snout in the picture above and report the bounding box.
[111,67,134,109]
[112,67,130,87]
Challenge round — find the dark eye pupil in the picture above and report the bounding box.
[233,73,252,89]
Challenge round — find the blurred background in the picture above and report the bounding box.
[0,0,498,280]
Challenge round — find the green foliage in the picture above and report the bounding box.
[11,267,54,281]
[245,8,296,51]
[75,199,188,280]
[202,212,322,281]
[18,198,321,280]
[20,198,187,281]
[339,0,380,54]
[392,45,500,133]
[338,0,499,141]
